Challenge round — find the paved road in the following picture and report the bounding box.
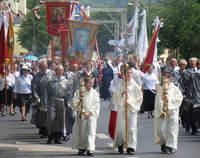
[0,100,200,158]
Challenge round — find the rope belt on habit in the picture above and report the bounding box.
[50,97,64,101]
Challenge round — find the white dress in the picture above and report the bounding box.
[72,88,100,151]
[112,78,143,150]
[154,83,183,149]
[108,76,123,111]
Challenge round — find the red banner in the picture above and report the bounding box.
[45,2,71,36]
[142,25,160,73]
[0,23,9,78]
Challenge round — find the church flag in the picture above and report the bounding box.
[0,23,9,78]
[136,9,148,63]
[118,1,139,48]
[7,9,14,68]
[66,19,99,63]
[45,1,71,36]
[142,25,160,73]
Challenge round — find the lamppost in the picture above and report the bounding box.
[31,17,37,55]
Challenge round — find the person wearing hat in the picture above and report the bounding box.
[13,65,33,121]
[154,71,183,154]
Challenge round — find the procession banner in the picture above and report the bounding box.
[7,9,14,69]
[118,1,139,48]
[66,19,99,63]
[45,1,71,36]
[0,23,9,78]
[142,25,160,73]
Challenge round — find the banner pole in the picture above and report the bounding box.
[60,30,68,61]
[125,64,129,149]
[4,62,8,112]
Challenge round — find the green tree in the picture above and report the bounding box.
[154,0,200,59]
[27,0,41,9]
[17,6,49,55]
[179,0,200,59]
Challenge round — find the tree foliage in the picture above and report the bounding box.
[17,6,49,55]
[26,0,41,9]
[153,0,200,59]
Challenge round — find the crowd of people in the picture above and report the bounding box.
[0,55,199,156]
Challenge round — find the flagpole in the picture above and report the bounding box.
[125,64,129,149]
[4,62,8,112]
[50,40,55,60]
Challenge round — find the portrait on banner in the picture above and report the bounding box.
[52,7,65,25]
[74,28,90,52]
[66,19,99,63]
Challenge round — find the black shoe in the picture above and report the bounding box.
[66,134,70,140]
[140,110,145,114]
[191,130,198,135]
[118,145,124,154]
[185,126,190,132]
[78,149,86,155]
[182,122,186,128]
[127,148,135,155]
[165,146,172,154]
[62,136,67,141]
[87,150,94,156]
[47,139,52,144]
[54,140,62,144]
[161,144,166,152]
[191,128,199,135]
[40,135,47,139]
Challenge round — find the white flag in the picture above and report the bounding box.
[0,9,9,40]
[153,16,163,61]
[118,2,139,48]
[136,9,148,63]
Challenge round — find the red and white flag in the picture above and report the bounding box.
[33,5,43,19]
[142,16,163,73]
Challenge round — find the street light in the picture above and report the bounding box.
[31,17,37,55]
[128,3,134,6]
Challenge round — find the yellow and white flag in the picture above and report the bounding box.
[7,9,14,68]
[66,19,99,63]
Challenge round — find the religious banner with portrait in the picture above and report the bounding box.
[66,19,99,63]
[45,1,71,37]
